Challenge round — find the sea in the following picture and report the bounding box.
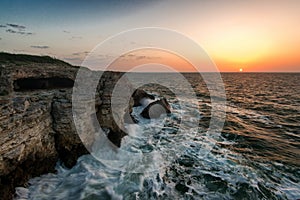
[15,73,300,200]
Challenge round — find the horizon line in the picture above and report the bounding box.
[1,51,299,73]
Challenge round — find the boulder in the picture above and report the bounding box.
[131,89,155,107]
[140,98,171,119]
[123,89,155,124]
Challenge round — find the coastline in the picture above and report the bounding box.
[0,53,128,199]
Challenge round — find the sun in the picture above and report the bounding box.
[239,68,243,72]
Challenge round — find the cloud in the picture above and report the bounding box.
[70,36,82,40]
[6,28,33,35]
[63,30,70,33]
[6,29,17,34]
[6,29,33,35]
[0,25,6,28]
[72,51,89,56]
[120,53,161,60]
[30,45,50,49]
[6,23,26,30]
[120,54,135,58]
[136,55,147,60]
[5,23,33,35]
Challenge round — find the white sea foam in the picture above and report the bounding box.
[15,91,300,200]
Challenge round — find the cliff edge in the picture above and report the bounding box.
[0,53,129,199]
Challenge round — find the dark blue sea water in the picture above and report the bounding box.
[15,73,300,200]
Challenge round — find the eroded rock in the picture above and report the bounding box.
[0,53,134,199]
[140,98,171,119]
[132,89,155,107]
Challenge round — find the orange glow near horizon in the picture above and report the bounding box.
[208,28,273,63]
[201,26,300,72]
[107,49,196,72]
[103,25,300,72]
[105,43,300,72]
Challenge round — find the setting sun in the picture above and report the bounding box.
[240,68,243,72]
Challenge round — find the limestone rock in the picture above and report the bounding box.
[0,53,134,199]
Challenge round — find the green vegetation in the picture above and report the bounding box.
[0,52,72,66]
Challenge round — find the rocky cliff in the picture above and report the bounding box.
[0,53,130,199]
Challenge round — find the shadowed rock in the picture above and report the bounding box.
[140,98,171,119]
[132,89,155,107]
[107,129,127,148]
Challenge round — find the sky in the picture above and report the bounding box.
[0,0,300,72]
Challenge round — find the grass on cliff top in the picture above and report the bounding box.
[0,52,74,67]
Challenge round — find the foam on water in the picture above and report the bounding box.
[15,73,300,199]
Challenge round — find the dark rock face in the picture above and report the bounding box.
[14,77,74,91]
[124,88,158,123]
[107,128,127,148]
[51,92,92,168]
[132,89,155,107]
[0,94,59,200]
[95,71,132,147]
[140,98,171,119]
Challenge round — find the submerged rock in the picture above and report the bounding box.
[175,182,189,193]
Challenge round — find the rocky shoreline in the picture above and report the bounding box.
[0,53,130,199]
[0,53,173,199]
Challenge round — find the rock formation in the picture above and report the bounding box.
[0,53,130,199]
[0,53,171,199]
[131,89,155,107]
[140,98,171,119]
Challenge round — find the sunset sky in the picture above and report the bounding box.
[0,0,299,72]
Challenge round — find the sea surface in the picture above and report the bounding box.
[15,73,300,200]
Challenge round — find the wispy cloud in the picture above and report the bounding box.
[72,51,89,56]
[6,29,17,34]
[6,23,26,30]
[0,25,6,28]
[70,36,82,40]
[5,23,33,35]
[120,53,161,60]
[30,45,50,49]
[136,55,147,60]
[6,29,33,35]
